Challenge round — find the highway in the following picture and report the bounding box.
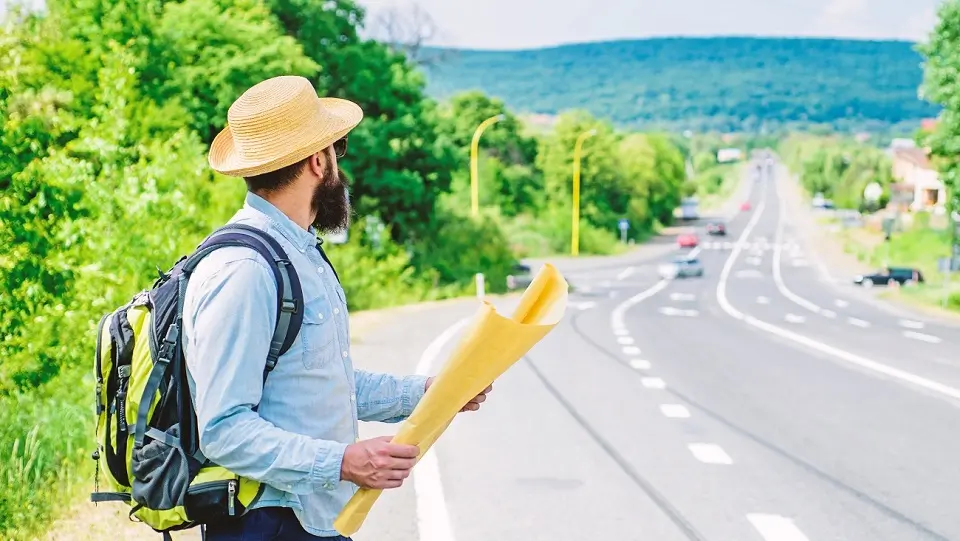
[350,158,960,541]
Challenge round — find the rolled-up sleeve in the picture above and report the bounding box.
[354,370,428,423]
[183,254,347,494]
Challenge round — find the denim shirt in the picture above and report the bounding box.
[182,192,428,536]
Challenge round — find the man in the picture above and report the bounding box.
[183,75,491,540]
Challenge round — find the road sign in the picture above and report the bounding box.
[618,219,629,231]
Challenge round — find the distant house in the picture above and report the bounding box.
[890,146,946,214]
[717,148,742,163]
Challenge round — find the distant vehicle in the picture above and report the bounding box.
[679,197,699,220]
[677,233,699,248]
[740,201,752,211]
[506,263,533,290]
[812,192,825,208]
[659,255,704,279]
[853,267,924,287]
[706,221,726,236]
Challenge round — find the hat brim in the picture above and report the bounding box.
[208,97,363,177]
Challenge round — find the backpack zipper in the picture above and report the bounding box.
[227,480,236,516]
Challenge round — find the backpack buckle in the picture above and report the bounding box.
[281,299,299,314]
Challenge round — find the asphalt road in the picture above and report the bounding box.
[350,160,960,541]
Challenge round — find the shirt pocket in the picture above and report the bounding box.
[300,294,338,370]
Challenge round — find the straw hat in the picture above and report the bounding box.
[208,75,363,177]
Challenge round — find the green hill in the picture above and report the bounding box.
[422,37,938,134]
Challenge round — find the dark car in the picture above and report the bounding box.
[853,267,924,287]
[706,221,726,236]
[506,263,533,290]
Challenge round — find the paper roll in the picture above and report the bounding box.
[333,263,568,535]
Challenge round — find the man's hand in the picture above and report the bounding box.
[424,378,493,412]
[340,436,420,489]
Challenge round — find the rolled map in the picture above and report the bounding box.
[333,263,569,536]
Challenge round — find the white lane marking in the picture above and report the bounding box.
[687,443,733,465]
[629,359,652,370]
[757,296,770,305]
[785,314,806,324]
[414,318,470,541]
[658,307,699,317]
[899,319,925,330]
[821,309,837,319]
[687,246,703,258]
[610,279,668,333]
[622,346,642,355]
[570,301,597,311]
[614,328,630,336]
[670,293,696,302]
[735,269,763,278]
[641,377,666,389]
[616,267,636,280]
[723,241,735,249]
[903,331,942,344]
[847,317,870,328]
[747,514,810,541]
[835,299,849,308]
[660,404,690,418]
[791,259,809,267]
[747,257,762,266]
[715,180,960,403]
[617,336,635,345]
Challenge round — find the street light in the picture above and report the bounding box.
[470,113,505,217]
[571,128,597,256]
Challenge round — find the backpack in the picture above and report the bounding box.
[89,222,337,539]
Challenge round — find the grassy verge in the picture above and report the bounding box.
[696,163,741,214]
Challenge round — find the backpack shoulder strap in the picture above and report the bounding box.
[182,223,303,380]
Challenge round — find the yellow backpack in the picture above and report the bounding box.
[89,223,305,539]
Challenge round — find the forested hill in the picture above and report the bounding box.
[422,37,938,133]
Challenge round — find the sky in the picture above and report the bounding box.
[358,0,942,50]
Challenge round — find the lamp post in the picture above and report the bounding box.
[571,128,597,256]
[470,114,505,217]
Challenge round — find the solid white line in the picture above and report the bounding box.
[903,331,942,344]
[616,267,636,280]
[641,377,666,389]
[715,181,960,403]
[617,336,635,345]
[785,314,806,324]
[771,192,823,316]
[687,443,733,465]
[847,317,871,328]
[629,359,652,370]
[610,279,668,332]
[622,346,641,355]
[899,319,925,330]
[747,514,810,541]
[835,299,849,308]
[660,404,690,418]
[414,318,470,541]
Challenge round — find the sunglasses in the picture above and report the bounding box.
[333,137,348,158]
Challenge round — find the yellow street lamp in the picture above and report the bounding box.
[571,128,597,256]
[470,113,505,217]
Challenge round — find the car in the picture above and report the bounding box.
[740,201,752,211]
[853,267,924,287]
[659,255,704,279]
[706,221,726,236]
[506,263,533,290]
[677,233,699,248]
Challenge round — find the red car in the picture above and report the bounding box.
[677,233,699,248]
[740,201,752,211]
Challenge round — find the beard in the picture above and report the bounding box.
[311,162,352,233]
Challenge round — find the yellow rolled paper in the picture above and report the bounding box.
[333,263,568,536]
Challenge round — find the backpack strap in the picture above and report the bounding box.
[182,223,304,378]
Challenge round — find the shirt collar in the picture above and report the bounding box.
[243,192,318,252]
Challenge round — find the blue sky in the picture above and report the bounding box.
[359,0,942,50]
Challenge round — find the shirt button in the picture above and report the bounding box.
[317,266,324,274]
[342,350,348,358]
[334,308,340,314]
[350,393,356,402]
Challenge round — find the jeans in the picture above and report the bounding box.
[204,507,352,540]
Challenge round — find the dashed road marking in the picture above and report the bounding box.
[747,514,810,541]
[570,301,597,311]
[614,329,630,336]
[903,331,942,344]
[616,267,636,280]
[757,296,770,304]
[610,280,669,334]
[835,299,849,308]
[899,319,925,330]
[622,346,642,355]
[629,359,652,370]
[617,336,635,345]
[847,317,870,328]
[641,377,666,389]
[791,259,809,267]
[660,404,690,418]
[821,309,837,319]
[687,443,733,465]
[670,293,696,302]
[747,257,762,265]
[735,269,763,278]
[658,307,699,317]
[785,313,806,323]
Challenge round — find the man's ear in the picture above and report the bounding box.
[307,151,325,178]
